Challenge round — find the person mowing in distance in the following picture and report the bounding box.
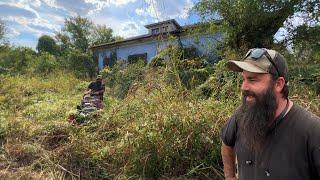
[68,75,105,124]
[84,75,105,101]
[220,48,320,180]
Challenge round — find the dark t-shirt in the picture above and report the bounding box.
[88,81,105,92]
[88,81,105,99]
[221,104,320,180]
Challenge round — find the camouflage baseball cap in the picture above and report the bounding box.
[227,48,288,82]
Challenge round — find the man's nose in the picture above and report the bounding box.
[241,81,249,91]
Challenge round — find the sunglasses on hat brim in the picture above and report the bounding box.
[244,48,280,77]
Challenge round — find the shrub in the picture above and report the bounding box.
[196,59,241,99]
[103,59,146,98]
[0,46,36,73]
[176,58,212,89]
[153,45,213,90]
[149,56,165,67]
[289,62,320,95]
[33,53,58,74]
[67,49,96,78]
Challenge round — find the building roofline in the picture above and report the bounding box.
[89,20,220,50]
[89,29,183,50]
[144,19,181,29]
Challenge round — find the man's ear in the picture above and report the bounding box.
[275,77,286,93]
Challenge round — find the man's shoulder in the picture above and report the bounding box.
[290,104,320,132]
[220,107,241,147]
[228,106,242,123]
[88,81,95,87]
[89,81,96,85]
[292,104,320,121]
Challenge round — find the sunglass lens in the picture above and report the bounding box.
[250,49,265,59]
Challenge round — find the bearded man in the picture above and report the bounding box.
[220,48,320,180]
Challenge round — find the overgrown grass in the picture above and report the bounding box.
[0,60,319,179]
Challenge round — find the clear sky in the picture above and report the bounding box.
[0,0,202,50]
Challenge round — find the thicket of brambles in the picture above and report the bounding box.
[0,0,319,179]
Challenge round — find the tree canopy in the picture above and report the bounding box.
[91,25,114,46]
[56,15,122,53]
[62,16,93,52]
[0,19,5,43]
[36,35,59,55]
[292,25,320,62]
[194,0,319,52]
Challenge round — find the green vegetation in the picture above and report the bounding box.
[36,35,59,56]
[0,52,319,178]
[0,19,5,43]
[194,0,319,51]
[0,3,320,179]
[55,15,122,54]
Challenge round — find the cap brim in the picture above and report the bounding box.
[226,60,268,73]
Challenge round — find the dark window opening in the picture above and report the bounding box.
[152,28,159,34]
[162,26,168,32]
[182,46,199,59]
[103,52,117,68]
[128,53,147,65]
[103,57,111,67]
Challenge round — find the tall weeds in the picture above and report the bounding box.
[0,53,319,179]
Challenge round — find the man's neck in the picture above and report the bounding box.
[275,98,292,120]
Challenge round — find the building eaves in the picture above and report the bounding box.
[89,20,218,50]
[90,29,183,50]
[144,19,181,29]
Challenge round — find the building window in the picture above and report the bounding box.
[163,26,168,32]
[128,53,147,64]
[103,52,117,67]
[152,28,159,34]
[103,57,111,67]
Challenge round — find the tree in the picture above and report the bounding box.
[0,19,6,43]
[67,48,96,77]
[113,36,124,42]
[194,0,319,52]
[91,25,114,46]
[36,35,59,55]
[56,15,124,54]
[55,32,71,55]
[62,15,93,52]
[292,25,320,62]
[91,25,124,45]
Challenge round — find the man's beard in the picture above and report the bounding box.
[238,83,278,151]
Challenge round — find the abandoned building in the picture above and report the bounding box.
[90,19,222,69]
